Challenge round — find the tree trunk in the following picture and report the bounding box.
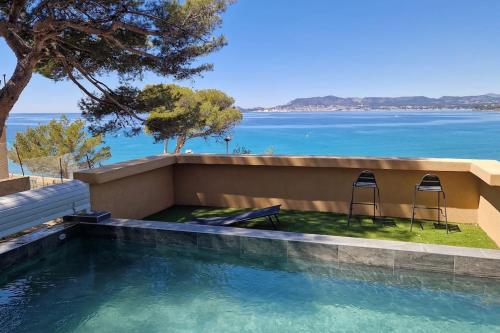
[0,128,8,179]
[163,139,168,154]
[174,136,187,154]
[0,55,37,138]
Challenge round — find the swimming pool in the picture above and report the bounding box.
[0,236,499,333]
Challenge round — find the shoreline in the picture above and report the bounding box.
[245,108,497,113]
[11,108,500,115]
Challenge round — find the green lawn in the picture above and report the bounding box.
[146,205,498,249]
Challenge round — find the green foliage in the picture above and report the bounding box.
[142,84,242,153]
[83,83,242,153]
[141,85,199,143]
[0,0,233,138]
[232,145,252,155]
[80,83,243,153]
[2,0,231,80]
[80,85,144,136]
[9,116,111,177]
[263,146,275,155]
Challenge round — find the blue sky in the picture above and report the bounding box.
[3,0,500,112]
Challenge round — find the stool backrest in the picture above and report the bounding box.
[354,170,377,187]
[417,174,443,191]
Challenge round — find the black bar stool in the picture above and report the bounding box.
[348,170,381,227]
[410,174,448,233]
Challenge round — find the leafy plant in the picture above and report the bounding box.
[144,85,242,153]
[0,0,233,139]
[232,145,252,155]
[9,116,110,177]
[82,84,242,153]
[263,146,275,155]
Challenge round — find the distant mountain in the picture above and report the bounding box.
[237,106,265,113]
[244,94,500,112]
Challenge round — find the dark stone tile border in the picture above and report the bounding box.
[1,219,499,280]
[0,222,80,271]
[78,219,500,279]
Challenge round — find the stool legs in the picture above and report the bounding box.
[410,188,448,233]
[348,184,354,227]
[376,186,382,218]
[410,186,418,231]
[436,191,449,233]
[373,187,376,220]
[443,191,448,234]
[348,185,381,227]
[437,192,440,225]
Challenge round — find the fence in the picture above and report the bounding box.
[6,145,96,190]
[10,151,83,180]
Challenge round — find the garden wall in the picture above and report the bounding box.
[0,176,30,196]
[75,156,176,219]
[74,154,500,245]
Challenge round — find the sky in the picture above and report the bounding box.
[3,0,500,112]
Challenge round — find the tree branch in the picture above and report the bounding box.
[56,38,95,55]
[55,52,107,104]
[0,22,32,58]
[56,49,146,123]
[8,0,27,24]
[103,35,162,62]
[60,21,162,37]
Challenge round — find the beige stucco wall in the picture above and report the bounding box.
[0,128,8,179]
[73,154,500,245]
[74,156,176,219]
[0,176,30,196]
[478,180,500,245]
[173,164,478,224]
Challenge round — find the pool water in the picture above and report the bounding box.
[0,238,499,333]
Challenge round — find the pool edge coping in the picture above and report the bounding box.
[0,222,80,272]
[0,219,498,279]
[82,218,500,279]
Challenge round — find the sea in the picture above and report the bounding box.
[5,109,500,171]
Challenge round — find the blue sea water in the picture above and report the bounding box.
[5,110,500,169]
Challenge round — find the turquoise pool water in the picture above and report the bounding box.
[0,239,499,333]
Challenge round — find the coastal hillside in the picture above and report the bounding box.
[243,94,500,112]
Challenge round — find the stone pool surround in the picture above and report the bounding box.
[74,154,500,246]
[0,222,80,271]
[1,220,499,279]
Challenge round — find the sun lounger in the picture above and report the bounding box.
[188,205,281,229]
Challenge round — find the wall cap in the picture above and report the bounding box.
[74,154,500,186]
[74,155,176,184]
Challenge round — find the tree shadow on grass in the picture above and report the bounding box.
[250,211,416,242]
[145,206,498,249]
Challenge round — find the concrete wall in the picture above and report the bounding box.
[478,180,500,245]
[0,176,30,196]
[173,164,478,224]
[74,156,176,219]
[0,128,8,179]
[73,154,500,245]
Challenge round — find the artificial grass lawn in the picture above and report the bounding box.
[146,205,498,249]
